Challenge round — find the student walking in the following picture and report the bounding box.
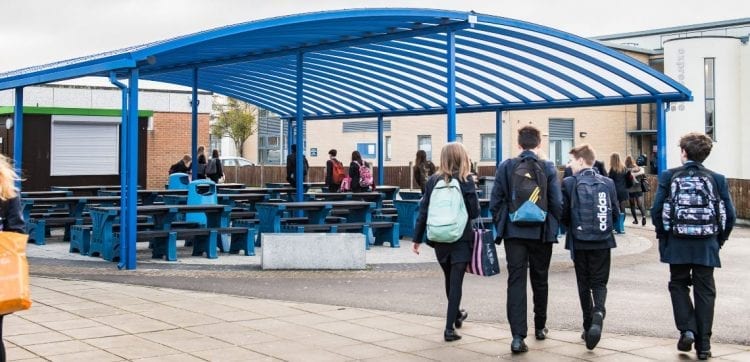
[561,144,619,350]
[607,153,630,234]
[489,126,562,353]
[286,144,310,187]
[196,145,207,179]
[413,149,436,194]
[412,142,480,342]
[206,149,224,183]
[650,133,735,360]
[325,149,344,192]
[0,153,27,362]
[348,151,373,193]
[625,155,647,226]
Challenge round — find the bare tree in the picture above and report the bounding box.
[211,97,256,157]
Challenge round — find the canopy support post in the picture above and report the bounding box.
[656,99,667,174]
[122,68,139,270]
[295,53,305,204]
[495,109,503,167]
[446,31,457,142]
[191,68,199,179]
[377,114,384,185]
[12,87,23,190]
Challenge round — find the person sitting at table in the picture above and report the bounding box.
[286,144,309,187]
[168,154,192,174]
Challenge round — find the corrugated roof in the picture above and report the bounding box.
[0,8,691,119]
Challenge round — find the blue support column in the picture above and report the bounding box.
[446,31,457,142]
[495,109,502,166]
[656,99,667,174]
[287,118,294,155]
[12,87,23,190]
[124,69,139,270]
[191,68,199,179]
[377,114,384,185]
[295,53,305,204]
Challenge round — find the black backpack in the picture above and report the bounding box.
[662,165,726,238]
[205,159,218,176]
[508,156,548,226]
[570,170,614,241]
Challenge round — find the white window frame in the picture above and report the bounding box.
[50,115,120,176]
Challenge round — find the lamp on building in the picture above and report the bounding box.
[579,131,587,138]
[5,117,13,130]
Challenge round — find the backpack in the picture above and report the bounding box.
[662,165,726,238]
[205,159,218,176]
[427,178,468,242]
[331,159,346,184]
[570,170,614,241]
[358,162,373,187]
[340,175,352,192]
[636,154,647,167]
[508,157,548,225]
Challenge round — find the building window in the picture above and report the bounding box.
[548,118,574,166]
[385,136,392,161]
[704,58,716,140]
[418,135,432,160]
[357,143,377,159]
[480,134,496,161]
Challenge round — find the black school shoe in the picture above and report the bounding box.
[677,330,695,352]
[444,329,462,342]
[697,350,712,360]
[454,309,468,329]
[511,335,528,353]
[586,311,604,350]
[535,327,549,340]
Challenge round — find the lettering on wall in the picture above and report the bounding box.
[672,48,686,112]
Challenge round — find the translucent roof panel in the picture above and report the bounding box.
[0,9,691,118]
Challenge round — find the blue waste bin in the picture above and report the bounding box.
[186,179,217,227]
[168,173,190,190]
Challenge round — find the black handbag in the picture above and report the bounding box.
[640,176,650,192]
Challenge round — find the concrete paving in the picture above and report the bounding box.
[6,277,750,361]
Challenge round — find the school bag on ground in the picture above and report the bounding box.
[662,165,726,238]
[358,162,373,188]
[331,160,346,184]
[570,170,614,241]
[426,177,468,242]
[205,159,217,176]
[508,156,548,225]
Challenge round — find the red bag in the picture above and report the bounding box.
[331,160,346,184]
[0,232,32,314]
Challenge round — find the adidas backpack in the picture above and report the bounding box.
[508,156,548,225]
[570,170,614,241]
[427,177,468,242]
[662,165,726,238]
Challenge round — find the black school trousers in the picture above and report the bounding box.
[504,238,553,338]
[669,264,716,352]
[573,248,611,331]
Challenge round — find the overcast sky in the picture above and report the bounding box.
[1,0,748,73]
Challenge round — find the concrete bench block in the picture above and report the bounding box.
[261,233,366,270]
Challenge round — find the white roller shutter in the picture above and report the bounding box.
[50,115,120,176]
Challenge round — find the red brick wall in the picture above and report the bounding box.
[146,112,210,188]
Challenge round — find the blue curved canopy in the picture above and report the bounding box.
[0,8,690,118]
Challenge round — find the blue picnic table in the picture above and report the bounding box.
[22,195,121,244]
[255,200,374,234]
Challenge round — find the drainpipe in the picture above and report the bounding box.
[109,72,129,270]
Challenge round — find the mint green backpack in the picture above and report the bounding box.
[426,178,468,242]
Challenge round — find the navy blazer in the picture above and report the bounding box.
[489,150,563,243]
[650,161,736,267]
[1,196,26,233]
